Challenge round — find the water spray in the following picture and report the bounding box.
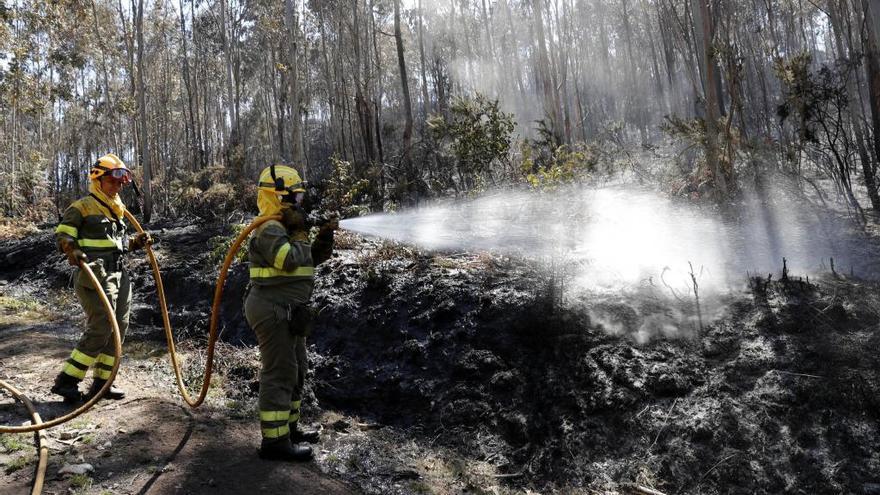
[339,185,861,341]
[341,186,849,291]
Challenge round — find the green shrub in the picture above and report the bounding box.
[521,142,597,190]
[319,156,372,217]
[170,166,255,219]
[206,223,249,268]
[4,455,30,473]
[0,433,29,453]
[428,94,515,194]
[69,473,93,493]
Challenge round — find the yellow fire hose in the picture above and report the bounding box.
[0,380,49,495]
[0,260,123,434]
[123,211,280,407]
[0,261,120,493]
[0,213,279,492]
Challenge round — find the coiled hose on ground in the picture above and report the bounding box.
[0,214,279,492]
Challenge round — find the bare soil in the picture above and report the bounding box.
[0,320,356,495]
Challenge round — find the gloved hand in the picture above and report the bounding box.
[317,215,339,240]
[67,248,88,266]
[289,230,309,243]
[59,238,88,266]
[323,215,340,231]
[129,232,153,251]
[280,205,307,233]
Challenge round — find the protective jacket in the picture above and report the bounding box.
[56,193,130,277]
[54,192,133,382]
[246,219,334,442]
[248,220,315,304]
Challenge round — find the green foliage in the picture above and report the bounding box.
[4,455,30,473]
[775,53,850,146]
[319,156,371,217]
[69,473,93,493]
[0,295,54,324]
[207,223,249,268]
[0,433,29,453]
[661,114,741,200]
[170,166,255,219]
[521,143,597,190]
[428,94,515,193]
[661,114,708,147]
[773,53,870,219]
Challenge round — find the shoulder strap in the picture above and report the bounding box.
[88,193,121,224]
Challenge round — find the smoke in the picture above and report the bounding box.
[414,0,683,140]
[340,183,868,340]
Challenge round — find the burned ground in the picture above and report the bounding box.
[307,243,880,494]
[1,220,879,494]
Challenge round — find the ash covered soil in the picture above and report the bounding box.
[1,218,880,495]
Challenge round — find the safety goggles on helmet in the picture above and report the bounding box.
[107,168,132,182]
[279,182,307,195]
[91,153,132,184]
[94,165,132,184]
[281,191,306,207]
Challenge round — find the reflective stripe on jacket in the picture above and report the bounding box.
[248,220,315,305]
[55,195,128,259]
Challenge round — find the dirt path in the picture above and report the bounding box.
[0,320,359,495]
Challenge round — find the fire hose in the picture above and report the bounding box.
[0,213,280,492]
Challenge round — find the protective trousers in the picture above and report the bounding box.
[60,259,131,381]
[245,290,308,443]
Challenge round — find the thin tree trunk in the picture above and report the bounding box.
[219,0,240,171]
[418,0,431,118]
[178,0,197,169]
[533,0,562,143]
[692,0,729,200]
[394,0,415,201]
[135,0,151,220]
[862,0,880,212]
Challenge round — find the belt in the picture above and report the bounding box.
[92,252,124,273]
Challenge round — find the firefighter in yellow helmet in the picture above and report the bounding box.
[51,153,152,402]
[246,164,337,462]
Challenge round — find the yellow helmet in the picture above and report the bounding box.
[257,164,306,195]
[90,153,132,183]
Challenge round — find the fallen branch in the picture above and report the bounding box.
[770,369,824,379]
[693,453,739,489]
[688,262,703,336]
[646,398,679,455]
[492,472,523,479]
[620,483,669,495]
[660,267,686,303]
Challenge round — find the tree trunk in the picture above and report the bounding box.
[532,0,562,144]
[692,0,729,201]
[862,0,880,212]
[352,0,376,163]
[418,0,431,118]
[284,0,305,172]
[177,0,197,170]
[394,0,414,201]
[135,0,151,220]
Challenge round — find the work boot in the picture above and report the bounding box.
[50,373,83,403]
[290,423,321,444]
[85,378,125,401]
[258,438,313,462]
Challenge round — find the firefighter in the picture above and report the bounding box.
[246,164,336,462]
[51,153,151,402]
